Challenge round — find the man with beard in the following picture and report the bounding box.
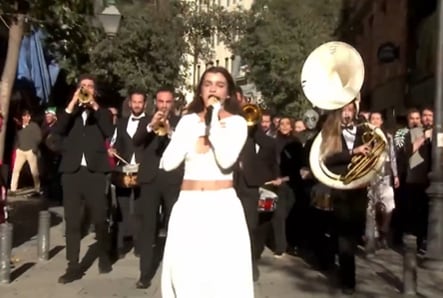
[109,90,147,258]
[132,87,183,288]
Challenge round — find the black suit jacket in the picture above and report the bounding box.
[235,127,278,191]
[133,114,183,185]
[113,116,144,167]
[53,106,114,173]
[324,126,364,176]
[280,138,304,189]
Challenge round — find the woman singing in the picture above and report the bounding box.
[160,67,253,298]
[321,101,369,295]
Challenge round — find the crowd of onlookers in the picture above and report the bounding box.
[258,106,434,256]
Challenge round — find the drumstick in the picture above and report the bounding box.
[264,176,289,185]
[110,151,130,165]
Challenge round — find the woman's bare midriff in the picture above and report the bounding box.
[181,180,233,191]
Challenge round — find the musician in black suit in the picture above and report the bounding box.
[132,87,183,289]
[234,116,279,282]
[53,74,114,284]
[109,90,146,257]
[320,102,369,295]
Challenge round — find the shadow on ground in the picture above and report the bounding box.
[8,195,62,248]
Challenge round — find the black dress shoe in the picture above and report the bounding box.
[253,264,260,282]
[98,258,112,274]
[136,279,151,289]
[342,287,355,295]
[58,269,83,284]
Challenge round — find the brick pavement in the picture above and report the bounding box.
[1,205,442,297]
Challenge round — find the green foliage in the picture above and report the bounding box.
[0,0,98,83]
[0,0,249,98]
[233,0,343,117]
[181,1,248,62]
[87,1,187,97]
[88,0,249,97]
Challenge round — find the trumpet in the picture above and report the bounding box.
[78,87,92,105]
[241,103,262,126]
[153,110,169,136]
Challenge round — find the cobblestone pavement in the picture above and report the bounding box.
[1,205,442,297]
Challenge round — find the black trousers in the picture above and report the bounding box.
[310,207,336,268]
[286,182,311,248]
[136,172,180,281]
[331,189,367,289]
[404,183,429,247]
[272,183,294,254]
[62,167,109,269]
[238,188,259,272]
[115,187,139,250]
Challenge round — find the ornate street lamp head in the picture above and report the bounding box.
[97,0,122,37]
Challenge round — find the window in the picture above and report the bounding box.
[225,57,229,69]
[216,59,220,66]
[197,65,201,81]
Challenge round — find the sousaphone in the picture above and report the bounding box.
[300,41,387,190]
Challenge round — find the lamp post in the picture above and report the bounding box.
[97,0,122,37]
[422,0,443,271]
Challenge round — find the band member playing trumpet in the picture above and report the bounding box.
[160,67,253,298]
[109,90,146,258]
[132,87,183,289]
[234,99,279,281]
[321,102,369,295]
[53,74,114,284]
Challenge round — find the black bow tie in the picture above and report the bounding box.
[341,124,354,130]
[131,117,142,121]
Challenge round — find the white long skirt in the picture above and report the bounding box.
[161,188,254,298]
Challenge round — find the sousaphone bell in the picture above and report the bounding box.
[300,41,388,190]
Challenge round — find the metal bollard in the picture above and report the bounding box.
[0,223,13,284]
[37,211,51,261]
[365,205,377,256]
[403,234,417,295]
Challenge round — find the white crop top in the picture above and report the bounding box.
[161,107,248,181]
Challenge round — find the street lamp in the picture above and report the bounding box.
[423,0,443,271]
[97,0,122,37]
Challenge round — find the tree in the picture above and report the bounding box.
[233,0,343,117]
[0,0,97,160]
[87,1,187,102]
[180,1,248,89]
[87,0,248,101]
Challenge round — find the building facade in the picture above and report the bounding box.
[340,0,437,120]
[181,0,255,104]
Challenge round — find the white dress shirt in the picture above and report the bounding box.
[110,113,145,165]
[80,110,89,166]
[342,126,357,150]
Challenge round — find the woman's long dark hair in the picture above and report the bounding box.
[187,67,241,115]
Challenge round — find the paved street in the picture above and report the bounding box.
[1,203,442,297]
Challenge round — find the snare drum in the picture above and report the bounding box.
[258,187,278,213]
[111,164,139,189]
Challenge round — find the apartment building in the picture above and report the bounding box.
[181,0,255,104]
[339,0,437,119]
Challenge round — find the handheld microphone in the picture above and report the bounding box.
[205,106,214,127]
[205,96,220,134]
